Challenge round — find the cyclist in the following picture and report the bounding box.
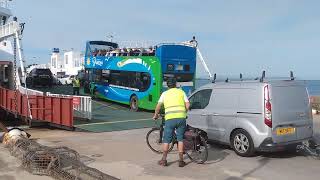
[152,77,190,167]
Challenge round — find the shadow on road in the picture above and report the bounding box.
[225,157,270,180]
[204,142,230,164]
[257,150,303,159]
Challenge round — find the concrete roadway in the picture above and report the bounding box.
[1,116,320,180]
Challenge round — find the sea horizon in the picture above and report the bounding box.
[195,78,320,96]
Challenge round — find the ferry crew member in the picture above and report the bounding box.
[153,77,190,167]
[72,76,80,95]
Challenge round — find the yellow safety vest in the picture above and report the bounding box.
[163,88,187,120]
[73,79,80,87]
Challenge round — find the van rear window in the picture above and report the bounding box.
[36,69,52,75]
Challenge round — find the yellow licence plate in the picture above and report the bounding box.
[276,127,295,136]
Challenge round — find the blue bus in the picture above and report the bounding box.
[83,41,197,111]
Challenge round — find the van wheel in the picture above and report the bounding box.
[231,129,255,157]
[130,95,139,111]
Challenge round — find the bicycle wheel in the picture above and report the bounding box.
[146,128,174,154]
[185,135,208,164]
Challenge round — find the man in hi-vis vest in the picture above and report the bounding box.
[153,77,190,167]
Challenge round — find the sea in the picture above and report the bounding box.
[195,79,320,96]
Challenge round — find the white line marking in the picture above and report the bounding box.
[74,118,152,127]
[92,100,122,110]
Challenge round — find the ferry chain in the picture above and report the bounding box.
[13,35,18,118]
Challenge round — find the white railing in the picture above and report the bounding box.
[18,86,44,96]
[0,21,19,40]
[46,92,92,120]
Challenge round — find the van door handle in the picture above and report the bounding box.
[201,113,218,116]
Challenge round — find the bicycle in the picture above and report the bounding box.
[146,115,208,164]
[296,140,320,159]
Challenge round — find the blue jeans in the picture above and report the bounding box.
[163,118,186,143]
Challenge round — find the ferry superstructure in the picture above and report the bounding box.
[0,0,26,89]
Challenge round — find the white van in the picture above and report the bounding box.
[187,79,313,156]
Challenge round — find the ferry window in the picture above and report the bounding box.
[167,64,174,71]
[189,89,212,109]
[184,65,190,71]
[65,55,68,64]
[175,64,184,71]
[163,74,175,81]
[163,73,193,82]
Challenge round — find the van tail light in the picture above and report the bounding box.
[264,85,272,128]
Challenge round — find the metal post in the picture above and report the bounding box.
[15,32,25,84]
[196,48,213,79]
[15,31,32,121]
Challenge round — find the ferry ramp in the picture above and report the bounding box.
[1,85,154,133]
[74,99,154,132]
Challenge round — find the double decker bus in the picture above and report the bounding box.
[83,40,196,111]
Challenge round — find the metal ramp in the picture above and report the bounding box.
[74,99,153,132]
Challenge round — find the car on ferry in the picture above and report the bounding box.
[187,78,313,157]
[26,68,54,87]
[58,75,73,85]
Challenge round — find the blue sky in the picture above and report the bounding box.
[11,0,320,79]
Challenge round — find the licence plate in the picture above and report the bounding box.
[276,127,295,136]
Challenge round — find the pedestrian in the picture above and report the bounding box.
[72,76,80,95]
[189,36,198,47]
[152,77,190,167]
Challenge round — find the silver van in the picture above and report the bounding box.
[187,80,313,156]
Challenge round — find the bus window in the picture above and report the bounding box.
[140,73,151,91]
[101,70,110,83]
[184,65,190,71]
[93,69,102,82]
[108,70,151,92]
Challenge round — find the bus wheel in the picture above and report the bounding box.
[130,95,139,111]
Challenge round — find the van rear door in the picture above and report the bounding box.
[270,81,312,143]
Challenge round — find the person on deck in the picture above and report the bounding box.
[153,77,190,167]
[72,76,80,95]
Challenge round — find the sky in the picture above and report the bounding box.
[9,0,320,80]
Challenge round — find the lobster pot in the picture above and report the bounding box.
[22,149,60,176]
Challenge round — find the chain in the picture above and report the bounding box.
[13,35,18,118]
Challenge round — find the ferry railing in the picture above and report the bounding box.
[0,21,19,40]
[18,86,44,96]
[46,92,92,120]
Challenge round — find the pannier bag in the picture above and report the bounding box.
[183,130,200,151]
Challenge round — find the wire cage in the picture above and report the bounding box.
[5,136,120,180]
[22,149,60,175]
[9,137,43,159]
